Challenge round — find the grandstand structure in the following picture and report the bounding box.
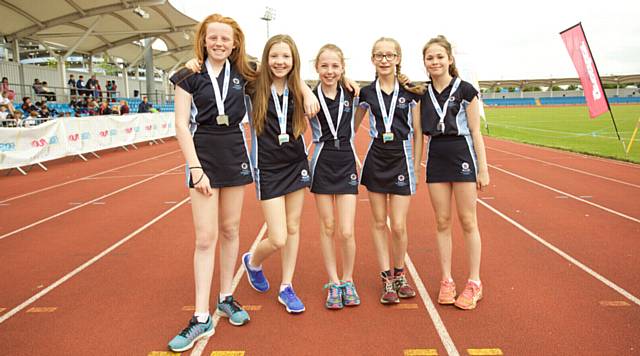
[0,0,197,106]
[479,74,640,107]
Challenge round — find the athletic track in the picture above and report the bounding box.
[1,126,638,355]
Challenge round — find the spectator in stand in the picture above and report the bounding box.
[0,104,9,120]
[40,104,50,118]
[68,74,77,96]
[110,81,118,101]
[1,77,16,101]
[1,91,15,116]
[137,96,152,113]
[1,106,20,127]
[69,95,80,110]
[13,109,24,122]
[105,80,112,101]
[95,79,102,99]
[76,75,86,96]
[98,101,112,115]
[119,99,130,115]
[21,97,37,115]
[87,97,98,115]
[110,104,120,115]
[41,81,56,101]
[85,75,97,97]
[41,102,58,117]
[32,79,44,97]
[64,111,72,117]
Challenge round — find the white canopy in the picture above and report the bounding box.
[1,0,198,70]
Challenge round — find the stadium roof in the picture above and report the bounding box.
[0,0,198,70]
[478,74,640,89]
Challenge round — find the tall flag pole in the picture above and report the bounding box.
[560,23,626,153]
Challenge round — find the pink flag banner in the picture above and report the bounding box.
[560,23,609,118]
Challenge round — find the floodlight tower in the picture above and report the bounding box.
[261,7,276,39]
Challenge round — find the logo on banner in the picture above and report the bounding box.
[99,130,108,137]
[0,142,16,152]
[81,132,90,140]
[145,125,153,131]
[31,138,47,147]
[68,133,80,142]
[125,127,133,134]
[579,41,602,101]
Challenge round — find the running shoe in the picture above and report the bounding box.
[278,285,306,313]
[242,252,269,292]
[380,275,399,304]
[394,271,416,298]
[341,281,361,307]
[216,295,250,326]
[438,279,457,305]
[167,315,214,352]
[454,280,483,310]
[323,282,344,309]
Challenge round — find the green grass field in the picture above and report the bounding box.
[482,104,640,163]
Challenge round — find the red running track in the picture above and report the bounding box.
[0,135,638,355]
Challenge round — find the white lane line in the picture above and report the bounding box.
[487,147,640,188]
[386,218,459,356]
[0,164,184,241]
[84,172,184,180]
[478,199,640,307]
[490,164,640,224]
[191,223,268,356]
[0,149,181,204]
[0,197,190,325]
[405,255,459,356]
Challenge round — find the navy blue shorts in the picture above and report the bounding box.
[309,140,359,195]
[426,135,477,183]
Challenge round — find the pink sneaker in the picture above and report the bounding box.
[393,272,416,298]
[380,275,399,304]
[438,279,456,305]
[454,280,483,310]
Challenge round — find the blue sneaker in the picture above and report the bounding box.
[242,252,269,292]
[216,295,250,326]
[278,285,305,313]
[167,316,214,352]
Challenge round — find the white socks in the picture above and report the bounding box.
[194,312,209,323]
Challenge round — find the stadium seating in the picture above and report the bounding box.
[483,98,536,106]
[483,96,640,107]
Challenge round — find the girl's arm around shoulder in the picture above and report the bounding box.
[466,97,489,191]
[300,79,320,117]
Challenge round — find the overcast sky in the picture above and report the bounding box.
[169,0,640,81]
